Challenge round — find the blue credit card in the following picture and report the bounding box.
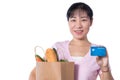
[91,46,106,56]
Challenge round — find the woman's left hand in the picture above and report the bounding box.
[96,51,109,71]
[96,50,114,80]
[96,55,108,67]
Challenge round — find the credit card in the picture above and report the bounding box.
[91,46,106,56]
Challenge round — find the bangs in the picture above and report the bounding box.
[69,9,87,18]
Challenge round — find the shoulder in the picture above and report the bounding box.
[91,43,106,48]
[52,40,69,48]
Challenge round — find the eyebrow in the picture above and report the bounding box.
[81,16,88,18]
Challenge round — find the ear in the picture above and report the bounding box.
[90,18,93,26]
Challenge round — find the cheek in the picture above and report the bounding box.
[84,26,90,33]
[68,23,73,30]
[69,25,75,32]
[69,22,73,27]
[68,25,74,34]
[69,26,73,32]
[83,23,91,30]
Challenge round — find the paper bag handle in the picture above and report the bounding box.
[34,46,45,58]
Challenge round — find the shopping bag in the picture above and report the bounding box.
[36,62,74,80]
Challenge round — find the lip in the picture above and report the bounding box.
[74,30,83,34]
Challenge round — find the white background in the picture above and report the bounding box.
[0,0,120,80]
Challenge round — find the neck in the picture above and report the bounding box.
[70,38,91,46]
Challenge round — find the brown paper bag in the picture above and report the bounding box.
[36,62,74,80]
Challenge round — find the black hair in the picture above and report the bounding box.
[66,2,93,21]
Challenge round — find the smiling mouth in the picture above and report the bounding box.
[74,30,83,34]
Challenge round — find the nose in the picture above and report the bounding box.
[76,20,82,28]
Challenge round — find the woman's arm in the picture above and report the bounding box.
[96,48,114,80]
[99,66,114,80]
[29,67,36,80]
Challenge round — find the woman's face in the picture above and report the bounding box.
[68,10,92,40]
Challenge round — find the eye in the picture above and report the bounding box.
[71,19,76,22]
[81,19,87,21]
[70,19,76,22]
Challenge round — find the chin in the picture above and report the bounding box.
[78,38,84,40]
[74,37,84,40]
[72,34,85,40]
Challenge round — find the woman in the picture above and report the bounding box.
[29,2,114,80]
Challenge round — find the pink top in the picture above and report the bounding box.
[52,40,101,80]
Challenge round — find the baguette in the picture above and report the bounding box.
[45,48,58,62]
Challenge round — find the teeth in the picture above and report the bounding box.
[75,30,82,32]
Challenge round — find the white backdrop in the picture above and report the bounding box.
[0,0,120,80]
